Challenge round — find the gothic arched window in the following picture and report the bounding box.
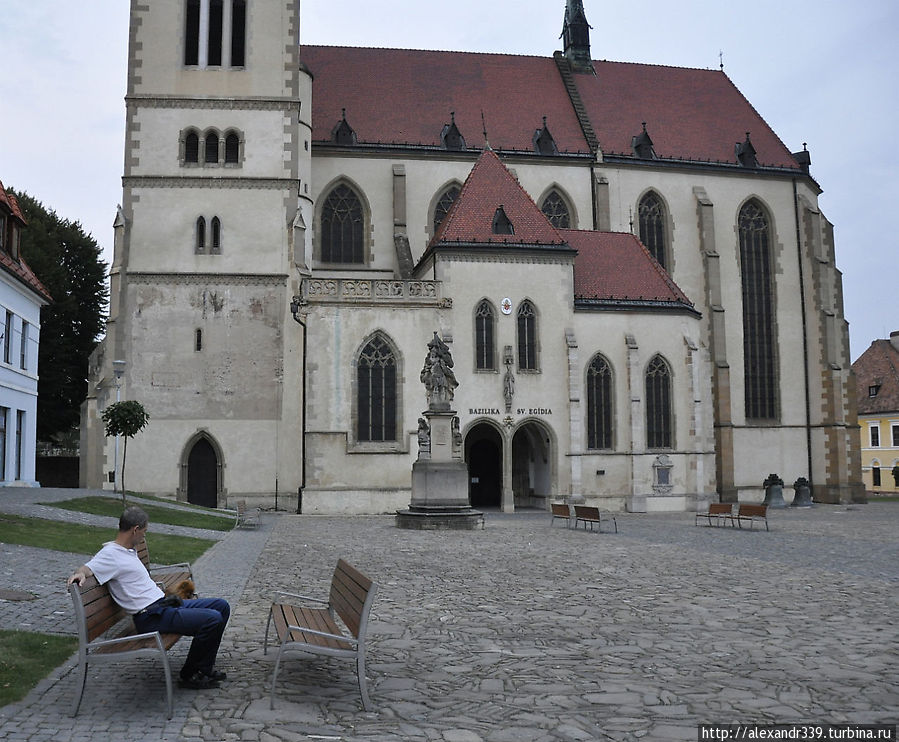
[204,132,219,164]
[541,190,570,229]
[195,216,206,254]
[586,354,613,449]
[433,186,460,234]
[357,334,397,442]
[739,200,778,420]
[184,131,200,164]
[475,300,496,371]
[224,131,240,163]
[321,184,365,263]
[645,355,672,449]
[517,300,538,371]
[211,216,221,253]
[638,191,667,269]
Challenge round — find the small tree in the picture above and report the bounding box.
[101,401,150,503]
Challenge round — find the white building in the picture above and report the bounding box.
[0,181,50,486]
[80,0,863,511]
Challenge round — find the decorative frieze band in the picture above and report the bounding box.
[123,176,295,190]
[127,272,287,287]
[303,278,447,306]
[126,95,300,112]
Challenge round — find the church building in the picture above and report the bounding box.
[79,0,864,512]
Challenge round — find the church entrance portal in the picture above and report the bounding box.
[465,423,502,508]
[511,422,553,508]
[187,437,218,508]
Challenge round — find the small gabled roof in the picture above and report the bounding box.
[0,180,27,225]
[0,180,52,304]
[565,229,694,309]
[430,149,567,248]
[854,338,899,415]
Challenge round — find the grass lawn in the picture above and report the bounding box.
[0,512,215,564]
[40,496,236,531]
[0,630,78,707]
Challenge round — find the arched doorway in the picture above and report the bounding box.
[187,437,219,507]
[511,421,553,508]
[465,422,503,508]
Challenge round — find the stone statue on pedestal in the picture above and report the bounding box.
[420,332,458,408]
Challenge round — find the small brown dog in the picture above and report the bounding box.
[167,578,197,601]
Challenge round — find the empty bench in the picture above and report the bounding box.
[265,559,377,711]
[68,576,181,718]
[733,503,769,531]
[550,502,571,527]
[695,502,733,527]
[573,505,618,533]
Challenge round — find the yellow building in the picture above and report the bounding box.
[853,332,899,493]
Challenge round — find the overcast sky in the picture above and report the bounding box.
[1,1,895,361]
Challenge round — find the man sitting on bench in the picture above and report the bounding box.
[67,506,231,690]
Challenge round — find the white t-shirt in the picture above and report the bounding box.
[85,541,165,614]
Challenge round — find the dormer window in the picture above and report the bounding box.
[534,117,558,155]
[331,109,357,146]
[441,112,466,151]
[0,213,6,252]
[869,384,881,398]
[632,122,656,160]
[735,132,758,168]
[492,206,514,235]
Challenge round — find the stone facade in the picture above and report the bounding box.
[80,0,862,512]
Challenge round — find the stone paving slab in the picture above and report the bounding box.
[0,492,897,741]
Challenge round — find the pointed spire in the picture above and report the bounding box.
[561,0,593,72]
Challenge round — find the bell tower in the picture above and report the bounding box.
[81,0,313,508]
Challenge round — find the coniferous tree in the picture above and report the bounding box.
[10,190,108,443]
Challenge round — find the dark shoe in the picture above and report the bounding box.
[179,671,220,689]
[204,668,227,681]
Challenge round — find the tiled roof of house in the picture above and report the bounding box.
[564,229,693,307]
[854,338,899,415]
[430,149,566,247]
[0,180,52,303]
[301,46,800,169]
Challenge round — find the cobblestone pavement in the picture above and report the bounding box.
[0,489,897,741]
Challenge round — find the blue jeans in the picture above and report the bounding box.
[133,597,230,679]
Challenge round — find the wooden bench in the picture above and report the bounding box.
[135,537,193,595]
[733,503,769,531]
[265,559,377,711]
[573,505,618,533]
[68,576,181,718]
[550,502,571,527]
[695,502,733,527]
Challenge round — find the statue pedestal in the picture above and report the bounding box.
[396,409,484,530]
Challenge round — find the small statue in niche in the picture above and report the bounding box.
[420,332,458,408]
[452,416,462,452]
[417,417,431,455]
[503,367,515,412]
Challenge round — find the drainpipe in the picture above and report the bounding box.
[792,179,814,494]
[290,296,307,514]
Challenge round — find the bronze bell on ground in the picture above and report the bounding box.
[791,476,813,507]
[762,473,786,508]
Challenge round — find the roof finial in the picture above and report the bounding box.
[481,110,491,150]
[719,50,724,71]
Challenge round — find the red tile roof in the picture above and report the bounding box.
[431,149,566,247]
[303,46,591,153]
[575,62,798,168]
[854,338,899,415]
[565,229,693,307]
[301,46,800,169]
[0,180,52,303]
